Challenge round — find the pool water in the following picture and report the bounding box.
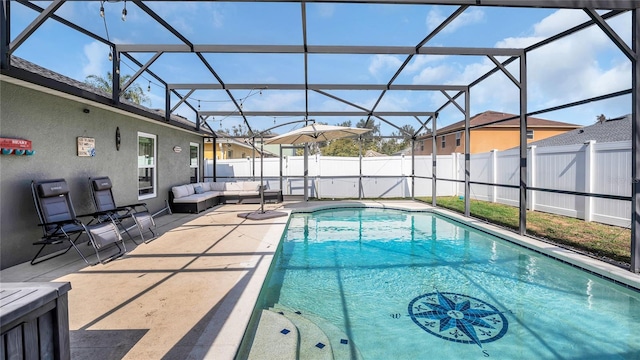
[259,208,640,359]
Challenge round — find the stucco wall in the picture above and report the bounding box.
[0,81,202,269]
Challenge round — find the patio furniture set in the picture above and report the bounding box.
[168,181,283,214]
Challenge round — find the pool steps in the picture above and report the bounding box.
[246,309,299,360]
[274,307,334,360]
[247,304,363,360]
[274,306,364,360]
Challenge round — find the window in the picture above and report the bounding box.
[527,129,534,139]
[189,142,199,183]
[441,136,446,148]
[420,141,424,151]
[138,132,157,199]
[455,132,461,147]
[227,150,233,158]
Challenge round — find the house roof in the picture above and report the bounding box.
[528,114,631,147]
[422,110,580,137]
[364,149,385,157]
[6,56,213,135]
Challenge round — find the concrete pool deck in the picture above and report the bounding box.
[1,200,638,359]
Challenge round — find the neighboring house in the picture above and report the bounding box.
[393,147,412,156]
[527,114,631,147]
[414,110,580,155]
[204,136,275,160]
[364,149,385,157]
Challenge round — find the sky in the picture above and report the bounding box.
[8,1,634,136]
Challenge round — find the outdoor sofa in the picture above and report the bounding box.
[169,181,282,213]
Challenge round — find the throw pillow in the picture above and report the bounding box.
[194,185,204,194]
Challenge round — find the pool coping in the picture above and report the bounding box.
[285,200,640,292]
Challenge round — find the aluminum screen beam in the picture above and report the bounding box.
[167,83,467,91]
[219,0,639,9]
[198,110,437,117]
[117,44,523,56]
[519,53,528,236]
[632,8,640,273]
[1,0,8,69]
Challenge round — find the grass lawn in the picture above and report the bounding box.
[418,196,632,266]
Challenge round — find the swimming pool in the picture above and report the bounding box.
[253,208,640,359]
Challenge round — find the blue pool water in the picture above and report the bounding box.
[259,208,640,359]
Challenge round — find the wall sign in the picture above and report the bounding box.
[77,137,96,157]
[173,146,182,153]
[0,137,34,155]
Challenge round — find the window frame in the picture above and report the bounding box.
[526,129,534,139]
[455,132,461,147]
[137,132,157,200]
[189,142,200,183]
[441,135,446,148]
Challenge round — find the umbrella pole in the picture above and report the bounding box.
[260,136,265,213]
[304,143,309,201]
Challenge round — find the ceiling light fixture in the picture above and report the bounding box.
[99,1,105,17]
[147,81,151,92]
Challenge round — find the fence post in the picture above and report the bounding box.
[528,146,536,211]
[584,140,596,222]
[491,149,498,203]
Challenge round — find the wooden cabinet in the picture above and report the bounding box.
[1,282,71,360]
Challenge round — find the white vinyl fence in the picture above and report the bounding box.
[206,140,631,227]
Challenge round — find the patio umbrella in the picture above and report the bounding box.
[265,123,372,145]
[267,123,372,201]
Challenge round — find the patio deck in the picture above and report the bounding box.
[2,200,638,359]
[0,202,292,359]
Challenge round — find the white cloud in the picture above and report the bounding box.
[247,92,305,112]
[404,55,448,73]
[211,9,224,28]
[82,41,109,79]
[149,2,224,33]
[412,64,454,84]
[438,10,633,123]
[375,94,412,112]
[316,4,336,18]
[368,55,402,77]
[426,7,485,34]
[532,9,589,37]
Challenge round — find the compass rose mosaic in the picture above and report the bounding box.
[408,291,508,347]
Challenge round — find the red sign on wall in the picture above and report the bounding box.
[1,138,34,155]
[0,138,32,150]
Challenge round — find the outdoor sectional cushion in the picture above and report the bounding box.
[210,182,226,191]
[172,191,222,203]
[224,182,243,192]
[242,181,261,191]
[172,185,191,199]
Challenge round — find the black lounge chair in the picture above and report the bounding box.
[88,176,157,244]
[31,179,126,265]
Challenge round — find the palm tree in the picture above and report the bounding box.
[84,72,150,105]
